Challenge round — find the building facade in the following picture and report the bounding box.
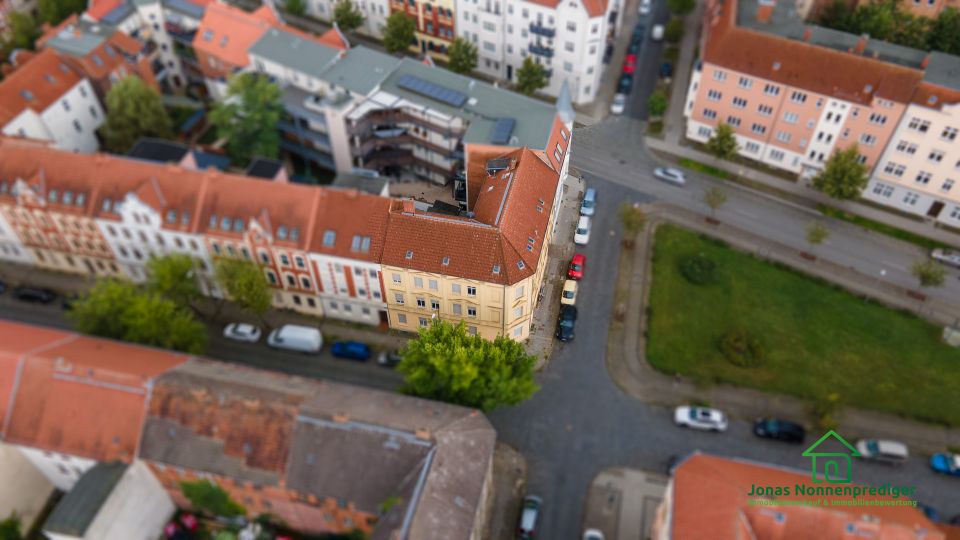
[300,0,390,38]
[389,0,456,58]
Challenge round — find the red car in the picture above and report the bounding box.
[567,253,586,280]
[622,54,637,74]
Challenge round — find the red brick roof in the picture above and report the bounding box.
[193,2,278,69]
[0,320,189,461]
[525,0,607,18]
[670,453,943,540]
[85,0,125,21]
[0,49,82,127]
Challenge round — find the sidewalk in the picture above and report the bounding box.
[606,203,960,454]
[661,2,703,145]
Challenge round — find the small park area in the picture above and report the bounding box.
[646,224,960,426]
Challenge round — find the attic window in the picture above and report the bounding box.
[180,211,189,225]
[220,36,229,47]
[772,61,781,70]
[76,192,86,206]
[277,225,288,240]
[102,198,112,212]
[290,227,300,241]
[322,230,336,247]
[560,129,568,141]
[536,205,543,213]
[517,260,525,270]
[112,201,121,213]
[929,95,939,105]
[58,63,69,73]
[105,45,116,57]
[864,84,873,93]
[202,30,214,41]
[62,191,73,204]
[492,265,500,274]
[44,74,56,84]
[166,209,177,223]
[48,189,58,203]
[209,214,217,228]
[20,90,33,101]
[221,217,232,231]
[526,244,534,252]
[442,256,450,265]
[92,54,104,67]
[351,235,371,253]
[233,218,245,232]
[405,250,414,259]
[0,182,7,194]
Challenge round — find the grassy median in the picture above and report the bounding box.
[646,224,960,426]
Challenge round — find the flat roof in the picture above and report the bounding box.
[322,45,401,95]
[250,27,340,78]
[44,462,128,536]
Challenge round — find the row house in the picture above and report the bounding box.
[389,0,457,58]
[300,0,390,39]
[456,0,622,104]
[0,321,497,539]
[0,48,104,153]
[84,0,210,95]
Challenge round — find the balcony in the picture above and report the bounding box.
[529,22,555,38]
[151,58,169,80]
[278,120,332,150]
[280,86,329,129]
[528,43,554,58]
[280,139,335,169]
[164,22,197,46]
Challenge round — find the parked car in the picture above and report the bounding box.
[12,286,56,304]
[627,40,640,55]
[632,23,646,43]
[331,341,372,361]
[610,93,627,115]
[856,439,909,465]
[568,253,586,280]
[581,187,597,216]
[561,279,578,305]
[584,529,605,540]
[931,248,960,268]
[660,62,673,78]
[674,406,728,431]
[377,349,403,367]
[653,167,687,185]
[223,323,262,343]
[574,216,592,245]
[555,305,577,342]
[651,23,665,41]
[753,418,805,443]
[517,495,542,539]
[930,453,960,477]
[638,0,652,15]
[621,60,636,75]
[949,514,960,526]
[622,54,637,75]
[267,324,323,353]
[618,73,633,94]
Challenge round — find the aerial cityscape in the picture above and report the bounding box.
[0,0,958,538]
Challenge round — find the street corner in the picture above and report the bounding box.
[583,467,668,540]
[483,443,528,540]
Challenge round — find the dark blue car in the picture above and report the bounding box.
[331,341,371,361]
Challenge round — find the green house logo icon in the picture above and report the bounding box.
[802,430,861,484]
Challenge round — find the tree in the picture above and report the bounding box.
[215,259,272,322]
[383,12,416,54]
[912,259,946,289]
[5,13,39,53]
[812,145,868,200]
[928,8,960,55]
[515,57,548,96]
[805,221,829,253]
[0,514,21,540]
[333,0,365,33]
[68,280,207,354]
[705,123,739,161]
[647,91,668,117]
[146,254,202,311]
[285,0,307,17]
[618,202,647,238]
[667,0,695,15]
[210,73,283,166]
[703,186,728,218]
[180,480,245,518]
[38,0,86,25]
[100,76,173,154]
[397,320,538,412]
[665,17,684,43]
[447,38,478,74]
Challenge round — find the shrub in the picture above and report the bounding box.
[665,18,684,43]
[678,253,716,285]
[719,329,765,368]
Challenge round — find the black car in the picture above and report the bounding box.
[632,23,646,43]
[618,74,633,94]
[555,305,577,342]
[627,40,640,55]
[660,62,673,78]
[12,286,56,304]
[753,418,806,443]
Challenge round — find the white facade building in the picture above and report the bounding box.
[309,253,386,325]
[16,446,98,491]
[3,77,103,154]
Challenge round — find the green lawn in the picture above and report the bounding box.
[646,224,960,426]
[678,158,735,180]
[817,204,949,251]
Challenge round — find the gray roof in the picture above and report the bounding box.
[332,172,389,195]
[44,19,113,57]
[163,0,206,18]
[323,46,401,95]
[379,58,557,148]
[925,52,960,90]
[44,462,128,536]
[250,28,341,78]
[100,2,136,25]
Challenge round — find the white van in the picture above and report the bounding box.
[855,439,909,465]
[651,24,665,41]
[267,324,323,353]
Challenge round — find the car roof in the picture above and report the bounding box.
[584,188,596,198]
[876,440,909,455]
[577,215,590,226]
[563,280,578,290]
[572,253,585,262]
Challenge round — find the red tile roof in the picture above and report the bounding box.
[193,2,278,68]
[0,320,189,461]
[670,453,944,540]
[525,0,607,18]
[85,0,125,21]
[0,49,82,127]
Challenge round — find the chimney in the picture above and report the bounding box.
[802,27,812,42]
[1,64,13,77]
[415,427,431,440]
[756,0,776,24]
[332,411,350,423]
[402,199,415,213]
[853,33,868,55]
[922,53,931,69]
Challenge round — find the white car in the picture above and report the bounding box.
[653,166,687,185]
[931,248,960,268]
[561,279,578,305]
[222,323,262,343]
[674,406,728,431]
[855,439,909,465]
[574,216,592,245]
[610,93,627,115]
[584,529,605,540]
[651,24,665,41]
[638,0,651,15]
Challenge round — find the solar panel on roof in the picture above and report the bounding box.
[396,74,468,107]
[490,118,516,144]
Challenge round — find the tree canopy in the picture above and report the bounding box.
[805,221,829,251]
[210,73,283,166]
[706,123,739,161]
[38,0,87,25]
[215,258,272,320]
[647,91,668,117]
[285,0,307,16]
[515,57,548,96]
[6,12,39,53]
[703,186,728,217]
[334,0,365,33]
[180,480,245,518]
[397,320,539,412]
[101,76,173,153]
[447,38,478,74]
[146,253,203,310]
[912,259,946,289]
[667,0,695,15]
[0,514,21,540]
[383,12,416,54]
[812,145,868,200]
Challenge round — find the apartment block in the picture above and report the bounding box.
[390,0,457,58]
[456,0,622,103]
[0,320,497,540]
[300,0,390,39]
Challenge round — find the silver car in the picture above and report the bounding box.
[653,166,687,185]
[610,93,627,115]
[674,406,728,431]
[222,323,262,343]
[931,248,960,268]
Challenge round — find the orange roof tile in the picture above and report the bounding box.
[524,0,607,18]
[85,0,125,21]
[671,453,944,540]
[193,2,278,69]
[0,320,189,461]
[0,49,82,127]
